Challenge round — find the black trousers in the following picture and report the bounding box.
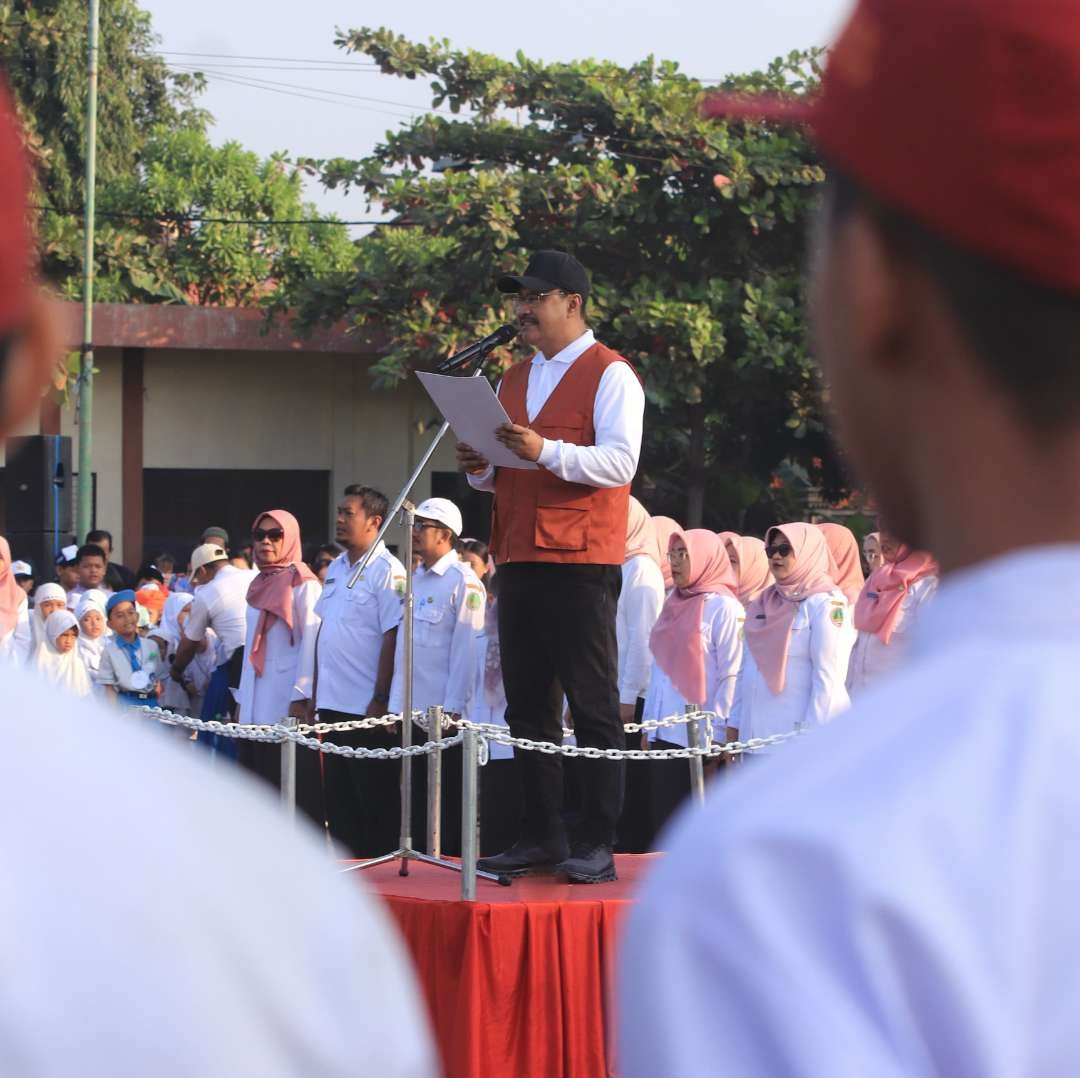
[498,562,625,847]
[615,697,654,853]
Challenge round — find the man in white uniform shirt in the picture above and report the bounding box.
[0,89,435,1076]
[314,485,406,857]
[620,2,1080,1075]
[389,498,485,854]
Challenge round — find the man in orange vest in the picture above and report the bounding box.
[458,250,646,882]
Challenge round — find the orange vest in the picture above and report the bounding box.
[491,341,636,566]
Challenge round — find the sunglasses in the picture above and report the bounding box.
[253,527,285,542]
[766,542,793,559]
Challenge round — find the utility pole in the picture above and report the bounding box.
[77,0,100,541]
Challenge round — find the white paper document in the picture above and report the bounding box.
[416,371,539,471]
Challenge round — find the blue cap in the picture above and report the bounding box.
[106,589,136,616]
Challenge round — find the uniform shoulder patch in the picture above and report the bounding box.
[466,589,483,611]
[830,605,845,627]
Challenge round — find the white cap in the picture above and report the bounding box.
[55,544,78,566]
[189,543,228,580]
[11,560,32,577]
[414,498,463,538]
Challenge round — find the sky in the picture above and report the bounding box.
[141,0,853,220]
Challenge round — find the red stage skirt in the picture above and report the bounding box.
[354,854,658,1078]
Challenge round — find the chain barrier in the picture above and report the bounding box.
[137,706,804,760]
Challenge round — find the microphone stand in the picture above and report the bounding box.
[342,343,509,889]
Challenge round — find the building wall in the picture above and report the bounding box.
[47,348,461,564]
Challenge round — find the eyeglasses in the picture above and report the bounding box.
[411,521,442,532]
[508,289,567,307]
[766,542,793,559]
[253,527,284,542]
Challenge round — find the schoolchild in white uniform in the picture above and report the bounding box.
[848,534,939,697]
[29,583,70,658]
[0,537,32,666]
[645,529,743,839]
[314,485,407,858]
[237,509,323,827]
[729,523,855,745]
[75,592,109,691]
[614,499,667,851]
[389,498,485,854]
[34,609,93,698]
[96,590,163,707]
[153,591,196,714]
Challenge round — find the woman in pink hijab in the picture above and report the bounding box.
[645,528,744,838]
[731,523,855,746]
[848,533,939,697]
[818,522,866,607]
[723,535,772,608]
[236,510,324,821]
[650,516,682,592]
[0,536,31,665]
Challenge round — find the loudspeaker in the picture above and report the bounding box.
[4,435,73,534]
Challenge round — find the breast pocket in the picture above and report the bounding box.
[343,587,376,622]
[414,602,447,647]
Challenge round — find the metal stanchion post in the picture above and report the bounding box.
[686,704,706,805]
[280,719,297,819]
[461,725,479,901]
[426,705,444,858]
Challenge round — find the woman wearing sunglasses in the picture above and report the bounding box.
[728,523,856,748]
[236,509,325,824]
[847,534,939,698]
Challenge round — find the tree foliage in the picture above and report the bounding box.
[297,29,840,526]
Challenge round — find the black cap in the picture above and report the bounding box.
[497,250,590,299]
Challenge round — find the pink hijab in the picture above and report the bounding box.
[729,535,771,607]
[818,522,865,606]
[744,523,837,694]
[650,516,682,590]
[854,544,939,644]
[246,510,318,677]
[649,529,737,706]
[0,537,24,636]
[625,497,662,567]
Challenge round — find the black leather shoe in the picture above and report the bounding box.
[556,843,617,884]
[477,839,569,878]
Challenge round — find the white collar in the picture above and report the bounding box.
[344,540,385,569]
[419,550,460,578]
[532,329,595,368]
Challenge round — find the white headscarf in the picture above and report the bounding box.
[76,594,109,669]
[31,583,69,652]
[157,592,193,659]
[36,609,93,697]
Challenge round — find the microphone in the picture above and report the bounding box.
[434,324,518,375]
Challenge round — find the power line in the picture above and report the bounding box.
[34,204,407,227]
[156,49,379,68]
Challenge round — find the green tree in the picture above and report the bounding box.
[296,29,837,527]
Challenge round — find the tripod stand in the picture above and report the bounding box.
[341,348,511,889]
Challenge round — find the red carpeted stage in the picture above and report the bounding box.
[348,854,658,1078]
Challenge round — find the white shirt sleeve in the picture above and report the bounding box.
[618,561,665,705]
[444,574,485,715]
[388,620,405,716]
[804,597,854,728]
[183,593,211,643]
[465,465,496,493]
[728,644,747,734]
[13,598,32,665]
[96,645,118,687]
[536,361,644,487]
[706,600,743,728]
[377,562,406,634]
[290,580,322,703]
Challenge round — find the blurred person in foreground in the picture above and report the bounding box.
[620,0,1080,1073]
[0,79,435,1076]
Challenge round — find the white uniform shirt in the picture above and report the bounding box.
[619,545,1080,1078]
[0,665,435,1076]
[466,329,645,491]
[314,544,406,716]
[0,595,32,666]
[617,554,666,706]
[464,627,513,761]
[183,565,259,660]
[389,552,485,717]
[642,593,744,746]
[847,575,938,697]
[237,579,321,725]
[96,635,163,695]
[729,589,855,740]
[66,582,114,611]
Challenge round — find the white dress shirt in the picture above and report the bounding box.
[389,552,485,717]
[621,546,1080,1078]
[0,665,435,1076]
[729,589,855,740]
[847,575,938,697]
[0,595,32,666]
[237,579,322,725]
[466,329,645,491]
[642,593,744,746]
[314,544,406,715]
[616,554,666,706]
[183,565,258,660]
